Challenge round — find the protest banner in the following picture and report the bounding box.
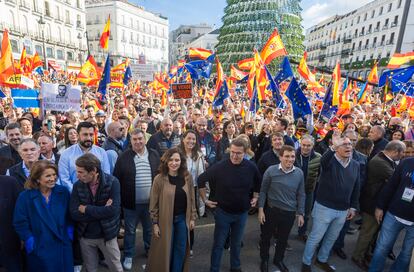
[129,63,155,81]
[171,83,193,99]
[41,83,81,112]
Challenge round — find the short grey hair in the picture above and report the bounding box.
[384,140,406,153]
[300,134,315,145]
[373,125,386,137]
[18,138,39,151]
[130,128,145,136]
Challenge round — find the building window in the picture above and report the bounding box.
[386,51,391,57]
[76,0,80,8]
[368,24,372,33]
[381,35,386,45]
[385,18,389,27]
[10,39,19,53]
[364,13,367,21]
[45,1,50,17]
[373,37,377,46]
[65,10,70,24]
[393,16,398,26]
[35,45,43,56]
[122,15,125,25]
[46,47,54,58]
[57,49,64,60]
[371,10,375,18]
[376,21,380,30]
[26,46,33,55]
[67,51,73,60]
[398,0,402,8]
[389,32,395,44]
[379,6,383,15]
[388,3,392,12]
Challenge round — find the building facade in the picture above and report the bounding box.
[0,0,88,71]
[305,0,414,79]
[86,0,169,71]
[186,29,219,53]
[169,23,213,65]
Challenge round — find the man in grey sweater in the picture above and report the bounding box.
[258,145,305,272]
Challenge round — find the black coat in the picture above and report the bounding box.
[0,145,22,175]
[102,137,124,156]
[257,149,281,176]
[216,136,230,162]
[7,162,28,191]
[369,137,389,160]
[70,172,121,241]
[0,175,23,255]
[113,148,160,209]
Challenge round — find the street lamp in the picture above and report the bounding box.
[37,16,48,70]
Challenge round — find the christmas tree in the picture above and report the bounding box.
[216,0,305,72]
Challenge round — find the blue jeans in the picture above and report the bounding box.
[302,202,347,265]
[170,214,188,272]
[298,192,314,236]
[123,204,152,258]
[369,212,414,272]
[210,208,248,272]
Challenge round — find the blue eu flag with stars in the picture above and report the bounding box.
[286,78,312,119]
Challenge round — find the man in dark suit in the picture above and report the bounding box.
[0,123,22,175]
[37,134,60,165]
[0,175,24,271]
[7,139,40,190]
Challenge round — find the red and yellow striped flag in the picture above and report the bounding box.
[99,16,111,50]
[387,52,414,69]
[238,58,254,70]
[188,48,213,60]
[260,28,287,65]
[367,62,379,84]
[332,62,341,106]
[0,29,14,83]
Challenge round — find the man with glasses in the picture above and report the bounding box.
[302,130,360,272]
[198,138,261,272]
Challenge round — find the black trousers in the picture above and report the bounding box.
[259,206,296,262]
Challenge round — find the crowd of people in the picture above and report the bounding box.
[1,75,414,272]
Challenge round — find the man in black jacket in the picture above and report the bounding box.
[147,118,180,156]
[102,121,125,172]
[0,175,23,271]
[257,132,284,175]
[113,129,160,270]
[0,123,22,175]
[7,138,40,190]
[70,153,122,272]
[368,125,389,160]
[369,156,414,271]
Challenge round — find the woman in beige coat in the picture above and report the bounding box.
[147,148,197,272]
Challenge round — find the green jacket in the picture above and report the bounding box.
[295,149,321,193]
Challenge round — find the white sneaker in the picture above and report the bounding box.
[190,250,193,258]
[123,257,133,270]
[74,265,82,272]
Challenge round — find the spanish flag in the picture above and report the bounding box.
[18,46,27,74]
[238,58,254,70]
[230,65,248,81]
[99,16,110,50]
[0,29,14,83]
[215,57,224,96]
[30,52,43,71]
[254,50,267,102]
[387,52,414,69]
[367,62,379,84]
[189,48,213,60]
[332,62,341,106]
[77,55,101,86]
[260,28,287,65]
[297,52,316,83]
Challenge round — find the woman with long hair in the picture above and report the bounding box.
[146,148,197,272]
[58,126,78,154]
[216,121,236,162]
[178,130,206,255]
[13,161,73,272]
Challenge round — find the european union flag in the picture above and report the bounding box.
[274,56,294,85]
[97,54,111,99]
[379,65,414,89]
[264,66,286,108]
[249,83,260,113]
[286,78,312,119]
[213,80,229,108]
[184,55,214,80]
[320,83,338,120]
[123,65,132,85]
[0,88,5,98]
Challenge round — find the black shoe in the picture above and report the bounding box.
[301,263,312,272]
[334,248,347,260]
[260,260,268,272]
[315,259,336,272]
[388,251,396,260]
[274,261,289,272]
[351,257,369,271]
[230,269,242,272]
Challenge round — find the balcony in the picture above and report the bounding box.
[65,20,73,26]
[19,0,30,10]
[344,37,352,44]
[341,49,351,55]
[32,7,42,15]
[86,21,92,25]
[320,43,327,49]
[55,17,63,23]
[383,25,389,30]
[5,0,16,6]
[374,27,380,32]
[391,22,398,27]
[76,21,83,29]
[386,40,394,45]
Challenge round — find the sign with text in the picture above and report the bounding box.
[171,83,193,99]
[41,83,81,112]
[130,63,155,81]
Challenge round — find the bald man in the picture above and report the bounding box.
[102,121,125,172]
[146,118,181,155]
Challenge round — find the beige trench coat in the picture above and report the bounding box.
[146,173,197,272]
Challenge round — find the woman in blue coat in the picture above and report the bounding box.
[13,160,74,272]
